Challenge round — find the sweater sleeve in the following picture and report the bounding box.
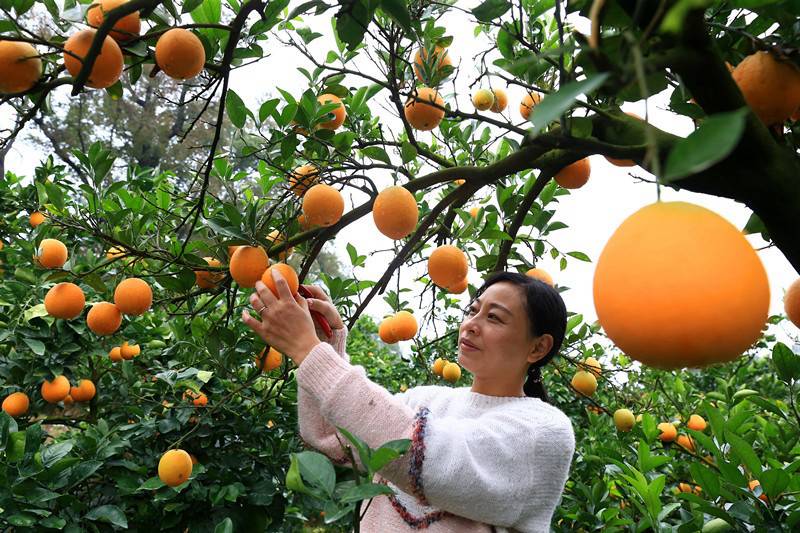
[296,343,576,529]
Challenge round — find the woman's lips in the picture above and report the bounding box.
[460,339,479,350]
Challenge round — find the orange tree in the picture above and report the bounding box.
[1,0,800,531]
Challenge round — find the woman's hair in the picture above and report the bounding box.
[472,271,567,402]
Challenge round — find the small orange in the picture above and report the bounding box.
[29,211,46,227]
[41,375,71,403]
[158,449,194,487]
[0,41,42,94]
[256,347,283,372]
[261,263,299,296]
[519,91,542,120]
[748,479,768,502]
[70,379,96,402]
[120,341,140,360]
[35,238,68,269]
[404,87,445,131]
[657,422,677,442]
[372,186,419,239]
[288,164,319,197]
[195,257,224,289]
[2,392,29,417]
[525,268,554,287]
[447,277,469,294]
[87,302,122,335]
[432,357,446,376]
[554,158,591,189]
[229,246,268,288]
[109,346,123,362]
[686,414,707,431]
[676,434,695,452]
[316,94,346,130]
[378,316,399,344]
[428,245,469,290]
[571,371,597,396]
[490,87,508,113]
[442,362,461,383]
[155,28,206,80]
[783,278,800,328]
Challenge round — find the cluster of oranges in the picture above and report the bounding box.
[431,357,461,383]
[378,311,418,344]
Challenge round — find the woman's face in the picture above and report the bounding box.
[458,282,548,380]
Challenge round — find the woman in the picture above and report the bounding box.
[242,271,575,532]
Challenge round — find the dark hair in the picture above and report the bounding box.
[472,271,567,403]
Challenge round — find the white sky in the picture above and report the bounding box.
[3,4,798,349]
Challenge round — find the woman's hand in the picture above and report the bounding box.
[301,284,345,340]
[241,269,320,365]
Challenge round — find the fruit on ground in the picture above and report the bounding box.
[266,230,293,260]
[87,302,122,335]
[44,282,86,319]
[390,311,417,341]
[195,257,223,289]
[404,87,445,131]
[29,211,45,227]
[428,245,469,290]
[303,184,344,227]
[432,357,446,376]
[158,449,193,487]
[571,370,597,396]
[748,479,768,502]
[442,362,461,383]
[86,0,141,42]
[63,29,124,89]
[229,246,268,288]
[472,88,494,111]
[687,414,707,431]
[2,392,29,417]
[261,263,299,296]
[317,94,346,130]
[555,158,591,189]
[613,408,635,432]
[41,376,71,403]
[525,268,553,287]
[120,341,140,359]
[448,277,469,294]
[593,201,769,369]
[0,41,42,94]
[114,278,152,315]
[372,186,419,239]
[490,87,508,112]
[379,316,399,344]
[732,51,800,125]
[70,379,96,402]
[783,278,800,328]
[288,164,319,197]
[413,45,451,82]
[519,91,542,120]
[583,357,601,377]
[256,347,283,372]
[657,422,677,442]
[155,28,206,80]
[35,239,68,269]
[676,434,695,452]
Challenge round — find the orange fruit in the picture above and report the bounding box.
[525,267,553,286]
[155,28,206,80]
[448,277,469,294]
[593,201,769,369]
[413,46,451,82]
[63,29,124,89]
[35,238,68,269]
[378,316,399,344]
[192,392,207,407]
[288,164,319,197]
[29,211,45,227]
[390,311,417,341]
[256,347,283,372]
[195,257,223,289]
[613,408,635,432]
[657,422,677,442]
[86,0,141,42]
[44,282,86,319]
[114,278,152,315]
[120,341,140,360]
[229,246,268,288]
[687,414,707,431]
[490,87,508,113]
[432,357,446,376]
[109,346,123,362]
[266,230,293,260]
[404,87,445,131]
[749,479,768,502]
[158,449,193,487]
[571,370,597,396]
[583,357,602,377]
[297,213,314,231]
[468,207,479,218]
[0,40,42,94]
[732,51,800,125]
[2,392,29,417]
[783,278,800,328]
[455,179,466,185]
[472,88,494,111]
[676,434,695,453]
[677,482,693,494]
[106,246,126,260]
[555,158,591,189]
[442,362,461,383]
[41,375,71,403]
[227,245,241,258]
[519,91,542,120]
[372,186,419,239]
[87,302,122,335]
[261,263,300,296]
[70,379,96,402]
[316,94,346,130]
[428,245,469,290]
[303,184,344,227]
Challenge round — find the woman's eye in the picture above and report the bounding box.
[465,306,476,315]
[488,313,499,321]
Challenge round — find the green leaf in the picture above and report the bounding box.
[85,505,128,528]
[772,342,800,382]
[661,0,715,34]
[400,142,417,163]
[335,0,377,51]
[226,90,247,129]
[690,462,721,498]
[361,146,391,164]
[191,0,221,24]
[380,0,412,32]
[473,0,511,22]
[528,74,610,135]
[742,212,767,235]
[260,0,290,32]
[663,108,747,182]
[725,430,761,477]
[296,451,336,497]
[566,251,591,262]
[22,337,46,355]
[182,0,204,13]
[41,441,73,468]
[214,518,234,533]
[339,482,395,503]
[137,476,165,491]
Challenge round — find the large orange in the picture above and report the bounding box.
[229,246,268,288]
[0,40,42,94]
[87,302,122,335]
[317,94,346,130]
[783,278,800,328]
[86,0,141,43]
[732,51,800,125]
[195,257,223,289]
[158,449,193,487]
[44,282,86,319]
[390,311,417,341]
[404,87,445,131]
[35,238,68,269]
[41,375,71,403]
[657,422,677,442]
[261,263,299,296]
[428,245,468,290]
[372,186,419,239]
[413,46,451,82]
[519,91,541,120]
[256,347,283,372]
[554,158,591,189]
[593,201,769,369]
[114,278,152,315]
[70,379,96,402]
[303,184,344,227]
[288,164,319,197]
[63,29,124,89]
[155,28,206,80]
[2,392,29,417]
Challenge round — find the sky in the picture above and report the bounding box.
[2,4,798,350]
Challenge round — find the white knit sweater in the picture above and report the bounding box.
[297,328,576,532]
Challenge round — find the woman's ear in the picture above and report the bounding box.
[527,334,553,364]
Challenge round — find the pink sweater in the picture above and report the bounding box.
[296,328,575,533]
